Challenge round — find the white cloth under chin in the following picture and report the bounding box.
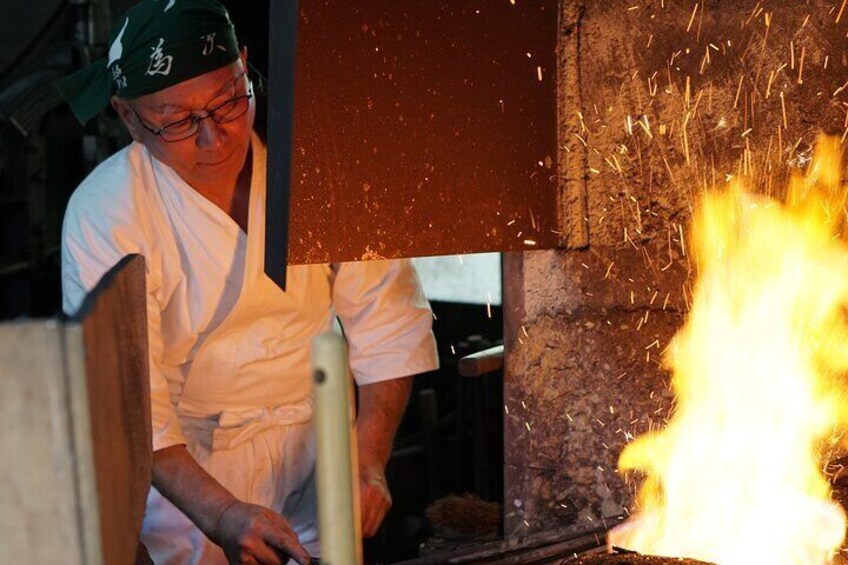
[140,399,321,565]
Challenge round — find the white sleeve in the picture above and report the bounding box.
[62,199,186,451]
[330,259,440,385]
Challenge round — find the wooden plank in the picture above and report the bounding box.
[64,322,105,565]
[0,254,150,565]
[0,321,89,565]
[75,254,151,565]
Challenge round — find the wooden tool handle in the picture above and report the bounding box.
[458,344,504,377]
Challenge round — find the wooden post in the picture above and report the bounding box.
[0,255,151,565]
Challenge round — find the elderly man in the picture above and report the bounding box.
[57,1,439,563]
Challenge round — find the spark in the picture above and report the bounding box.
[790,40,795,70]
[766,70,776,98]
[745,1,763,25]
[686,3,699,32]
[761,12,772,52]
[780,91,788,128]
[638,115,653,138]
[733,75,744,109]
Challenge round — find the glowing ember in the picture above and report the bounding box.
[609,136,848,565]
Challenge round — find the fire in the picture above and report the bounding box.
[609,136,848,565]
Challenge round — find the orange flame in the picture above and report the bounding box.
[609,136,848,565]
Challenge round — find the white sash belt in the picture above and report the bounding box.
[180,397,314,451]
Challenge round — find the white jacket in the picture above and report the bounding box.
[62,134,439,452]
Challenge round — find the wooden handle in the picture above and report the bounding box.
[458,345,504,377]
[312,333,363,565]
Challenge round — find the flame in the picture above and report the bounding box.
[609,136,848,565]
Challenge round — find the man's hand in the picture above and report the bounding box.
[358,461,392,538]
[210,501,312,565]
[152,446,312,565]
[355,377,413,538]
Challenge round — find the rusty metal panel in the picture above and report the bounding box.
[283,0,558,264]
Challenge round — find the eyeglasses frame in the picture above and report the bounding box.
[130,72,254,142]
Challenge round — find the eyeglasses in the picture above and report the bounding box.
[132,75,253,143]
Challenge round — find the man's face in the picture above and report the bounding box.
[113,52,255,192]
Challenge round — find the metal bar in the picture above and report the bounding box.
[264,0,299,290]
[396,523,610,564]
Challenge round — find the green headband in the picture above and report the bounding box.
[56,0,240,125]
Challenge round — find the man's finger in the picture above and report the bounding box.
[257,512,310,564]
[261,526,311,565]
[360,485,391,537]
[364,502,387,538]
[249,542,283,565]
[359,486,375,535]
